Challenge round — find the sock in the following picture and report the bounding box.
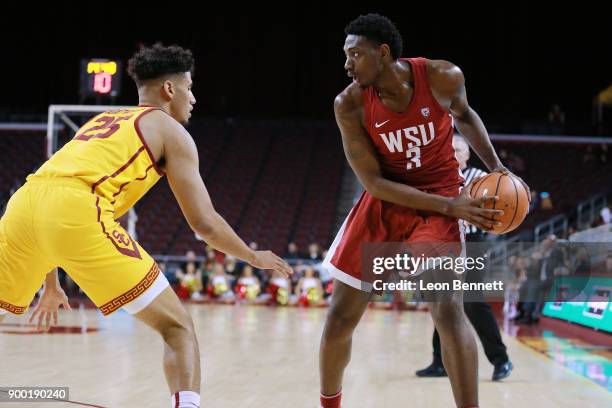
[171,391,200,408]
[320,389,341,408]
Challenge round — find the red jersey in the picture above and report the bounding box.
[362,57,464,190]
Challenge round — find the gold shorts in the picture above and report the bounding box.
[0,177,168,316]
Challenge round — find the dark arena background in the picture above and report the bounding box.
[0,7,611,408]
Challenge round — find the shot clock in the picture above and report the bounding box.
[79,58,121,102]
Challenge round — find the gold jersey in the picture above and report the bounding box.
[31,106,164,217]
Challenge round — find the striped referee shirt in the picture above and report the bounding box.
[463,166,487,186]
[463,166,487,235]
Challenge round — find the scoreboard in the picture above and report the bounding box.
[80,59,121,100]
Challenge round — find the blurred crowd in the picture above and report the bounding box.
[503,231,612,324]
[160,242,333,307]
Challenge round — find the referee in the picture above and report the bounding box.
[415,135,513,381]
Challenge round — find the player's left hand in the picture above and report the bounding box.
[492,166,531,203]
[28,286,72,332]
[251,250,294,277]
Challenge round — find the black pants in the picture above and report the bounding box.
[432,231,509,367]
[432,301,509,367]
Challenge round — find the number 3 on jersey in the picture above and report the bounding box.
[406,146,421,170]
[74,114,134,142]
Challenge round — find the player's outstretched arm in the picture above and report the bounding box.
[161,117,292,277]
[334,91,502,231]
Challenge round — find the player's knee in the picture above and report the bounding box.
[159,311,196,344]
[323,305,361,340]
[429,301,465,330]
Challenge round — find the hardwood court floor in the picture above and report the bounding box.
[1,304,610,407]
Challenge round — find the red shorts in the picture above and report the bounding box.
[323,186,466,292]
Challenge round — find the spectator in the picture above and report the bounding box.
[176,249,199,280]
[267,270,292,305]
[205,246,225,264]
[205,248,216,261]
[295,266,325,307]
[186,250,197,263]
[568,245,590,275]
[313,249,332,281]
[513,252,541,324]
[225,255,239,277]
[199,260,214,289]
[515,236,561,324]
[207,263,234,301]
[159,261,178,285]
[176,262,203,300]
[236,244,265,286]
[235,264,261,302]
[290,261,305,287]
[504,256,527,319]
[539,192,554,210]
[285,242,301,259]
[507,255,517,271]
[516,256,529,282]
[311,249,333,298]
[307,243,322,261]
[255,266,270,290]
[533,235,562,317]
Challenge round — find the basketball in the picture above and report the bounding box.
[469,172,530,234]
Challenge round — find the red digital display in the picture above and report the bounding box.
[80,59,122,99]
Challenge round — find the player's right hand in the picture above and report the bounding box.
[250,251,294,277]
[448,178,504,231]
[28,286,72,332]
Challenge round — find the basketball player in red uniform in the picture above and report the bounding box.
[319,14,529,408]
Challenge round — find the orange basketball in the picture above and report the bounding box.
[468,172,529,234]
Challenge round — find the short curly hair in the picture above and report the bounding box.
[127,43,194,84]
[345,14,403,60]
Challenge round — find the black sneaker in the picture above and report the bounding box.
[492,361,513,381]
[415,362,447,377]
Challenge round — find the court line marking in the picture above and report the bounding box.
[509,334,612,393]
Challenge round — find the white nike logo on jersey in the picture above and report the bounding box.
[374,120,390,128]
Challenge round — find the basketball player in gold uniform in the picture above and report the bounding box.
[0,43,292,408]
